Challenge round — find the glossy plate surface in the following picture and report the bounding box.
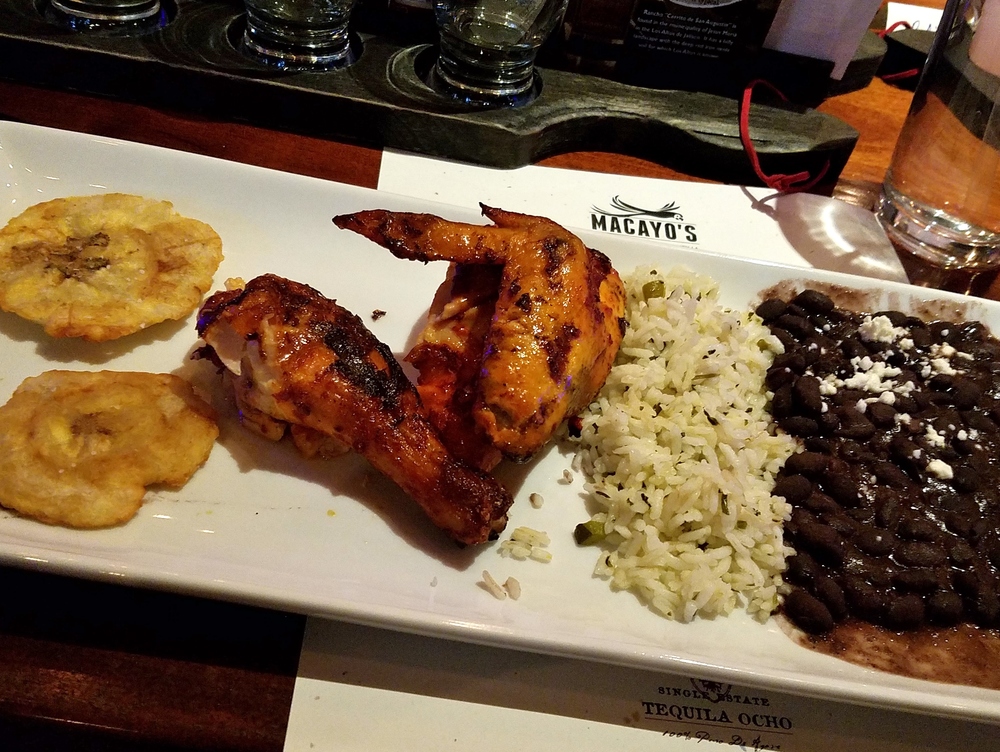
[1,122,998,724]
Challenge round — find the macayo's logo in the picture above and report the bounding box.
[590,196,698,244]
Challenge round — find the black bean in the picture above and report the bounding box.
[948,540,976,568]
[771,327,797,351]
[927,591,964,625]
[802,492,841,514]
[779,416,819,437]
[817,411,841,435]
[856,528,896,556]
[893,568,945,593]
[942,511,973,538]
[966,410,997,434]
[909,327,933,349]
[969,518,991,545]
[773,474,812,503]
[840,338,869,360]
[766,367,796,391]
[874,493,903,529]
[873,461,911,489]
[952,436,979,455]
[756,299,787,321]
[838,440,873,464]
[874,310,909,327]
[896,541,948,568]
[793,375,824,414]
[785,552,822,586]
[776,314,815,340]
[804,437,835,454]
[889,435,922,469]
[784,452,829,477]
[967,584,1000,628]
[823,513,858,538]
[884,594,925,630]
[772,351,807,374]
[796,522,847,567]
[867,401,897,428]
[898,517,939,541]
[843,576,888,620]
[813,576,848,620]
[783,587,835,634]
[793,289,835,314]
[929,374,956,392]
[953,569,981,598]
[836,411,876,441]
[770,384,794,419]
[788,507,816,534]
[951,466,979,493]
[929,321,956,344]
[984,536,1000,570]
[821,474,861,508]
[952,380,983,410]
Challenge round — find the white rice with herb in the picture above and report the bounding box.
[575,266,797,622]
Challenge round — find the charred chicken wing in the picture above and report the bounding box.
[333,205,627,463]
[196,274,512,545]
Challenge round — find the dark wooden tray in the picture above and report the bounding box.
[0,0,859,187]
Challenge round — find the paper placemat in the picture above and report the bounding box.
[285,619,995,752]
[283,153,925,750]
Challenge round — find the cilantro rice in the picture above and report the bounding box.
[575,266,797,622]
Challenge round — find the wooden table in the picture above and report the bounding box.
[0,6,961,749]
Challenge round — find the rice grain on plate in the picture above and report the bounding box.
[575,266,797,622]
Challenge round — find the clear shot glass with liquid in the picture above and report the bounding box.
[876,0,1000,296]
[242,0,359,71]
[430,0,569,106]
[45,0,166,33]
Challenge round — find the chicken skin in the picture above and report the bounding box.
[196,274,512,545]
[405,263,504,471]
[333,205,627,463]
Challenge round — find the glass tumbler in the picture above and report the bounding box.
[876,0,1000,295]
[46,0,164,32]
[431,0,569,106]
[242,0,359,71]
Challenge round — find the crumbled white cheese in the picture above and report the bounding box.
[930,357,958,376]
[859,315,909,344]
[925,424,947,448]
[927,459,954,479]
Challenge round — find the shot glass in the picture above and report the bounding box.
[876,0,1000,295]
[242,0,359,71]
[430,0,569,106]
[46,0,165,33]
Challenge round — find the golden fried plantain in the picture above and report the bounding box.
[0,370,219,528]
[0,193,223,341]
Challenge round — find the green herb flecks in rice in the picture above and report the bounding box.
[575,266,797,623]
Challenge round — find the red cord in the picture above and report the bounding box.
[878,20,912,38]
[882,68,921,81]
[738,79,831,193]
[877,20,920,81]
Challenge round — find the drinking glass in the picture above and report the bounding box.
[242,0,359,71]
[46,0,165,32]
[430,0,569,106]
[876,0,1000,295]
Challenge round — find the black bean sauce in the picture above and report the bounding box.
[759,289,1000,635]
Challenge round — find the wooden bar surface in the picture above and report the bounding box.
[0,4,958,748]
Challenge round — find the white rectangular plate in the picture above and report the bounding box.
[1,121,998,725]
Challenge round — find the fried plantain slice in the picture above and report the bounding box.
[0,193,223,341]
[0,370,219,528]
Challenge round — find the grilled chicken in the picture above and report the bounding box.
[404,263,503,471]
[196,274,513,545]
[333,205,627,463]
